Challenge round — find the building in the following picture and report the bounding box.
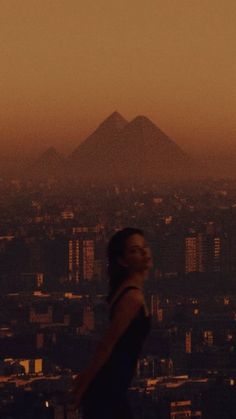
[185,233,222,274]
[68,235,95,282]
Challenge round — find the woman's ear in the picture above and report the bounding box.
[118,257,128,268]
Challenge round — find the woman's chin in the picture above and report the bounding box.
[144,261,153,270]
[143,265,152,274]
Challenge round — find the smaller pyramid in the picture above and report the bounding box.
[35,147,64,169]
[28,147,65,178]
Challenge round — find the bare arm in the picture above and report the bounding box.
[74,289,144,398]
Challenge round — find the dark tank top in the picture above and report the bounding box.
[82,286,151,404]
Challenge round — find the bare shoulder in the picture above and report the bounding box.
[121,287,144,303]
[102,288,145,349]
[110,286,144,307]
[111,288,144,319]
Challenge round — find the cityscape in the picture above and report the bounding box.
[1,172,236,418]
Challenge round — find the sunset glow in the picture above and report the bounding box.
[0,0,235,156]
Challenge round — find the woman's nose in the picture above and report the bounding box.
[143,246,151,256]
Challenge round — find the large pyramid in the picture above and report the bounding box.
[112,115,189,180]
[67,112,193,183]
[69,111,128,162]
[67,111,128,181]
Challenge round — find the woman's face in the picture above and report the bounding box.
[119,234,153,274]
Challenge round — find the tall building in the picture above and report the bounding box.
[68,234,95,282]
[185,331,192,354]
[157,233,185,277]
[185,233,222,274]
[150,294,163,322]
[43,232,97,283]
[185,234,204,273]
[68,238,79,282]
[82,239,94,281]
[228,229,236,273]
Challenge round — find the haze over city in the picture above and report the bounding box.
[0,0,235,160]
[2,3,236,417]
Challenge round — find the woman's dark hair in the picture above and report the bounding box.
[106,227,144,303]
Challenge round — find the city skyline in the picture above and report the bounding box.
[0,0,235,157]
[1,172,236,417]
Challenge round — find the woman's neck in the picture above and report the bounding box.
[126,272,146,289]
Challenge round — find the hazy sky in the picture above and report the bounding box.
[0,0,235,156]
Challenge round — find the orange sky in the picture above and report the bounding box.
[0,0,235,156]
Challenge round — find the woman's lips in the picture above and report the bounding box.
[144,257,152,265]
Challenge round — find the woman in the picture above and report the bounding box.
[73,227,152,418]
